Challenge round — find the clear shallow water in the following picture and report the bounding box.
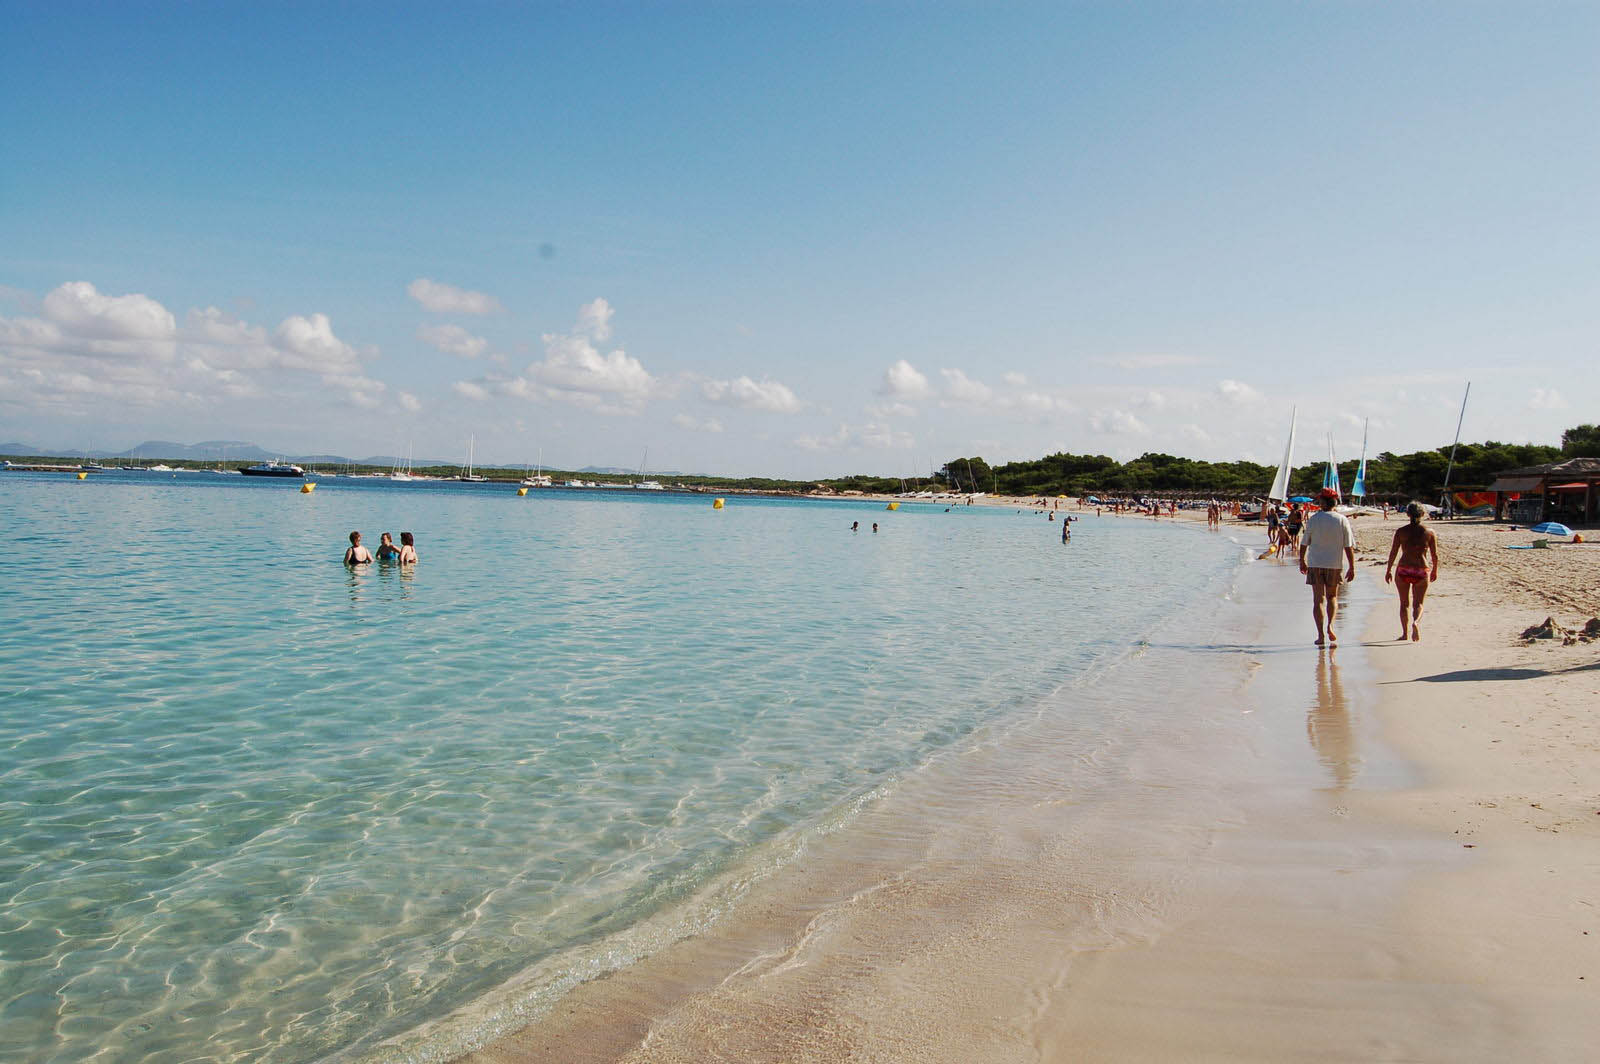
[0,472,1241,1062]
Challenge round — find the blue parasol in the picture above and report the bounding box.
[1288,495,1313,503]
[1530,522,1573,537]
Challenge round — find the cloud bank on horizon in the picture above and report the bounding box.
[0,5,1593,476]
[0,273,1582,475]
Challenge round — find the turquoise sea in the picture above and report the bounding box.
[0,471,1245,1063]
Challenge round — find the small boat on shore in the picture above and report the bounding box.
[241,461,305,478]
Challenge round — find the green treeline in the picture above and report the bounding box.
[931,424,1600,500]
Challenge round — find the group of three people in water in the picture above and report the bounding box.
[343,530,417,566]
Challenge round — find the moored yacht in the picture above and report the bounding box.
[241,461,305,478]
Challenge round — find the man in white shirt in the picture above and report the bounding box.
[1298,487,1356,646]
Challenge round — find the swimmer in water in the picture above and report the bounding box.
[375,532,401,562]
[343,531,374,566]
[398,531,418,564]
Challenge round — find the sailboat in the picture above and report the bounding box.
[521,447,551,487]
[1337,420,1381,516]
[632,448,663,490]
[1321,433,1341,501]
[1349,420,1368,500]
[455,434,487,482]
[1267,406,1297,503]
[389,444,417,481]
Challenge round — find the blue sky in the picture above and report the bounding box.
[3,2,1595,476]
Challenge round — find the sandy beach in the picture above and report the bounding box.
[440,509,1599,1063]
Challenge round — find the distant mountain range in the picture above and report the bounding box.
[0,440,682,475]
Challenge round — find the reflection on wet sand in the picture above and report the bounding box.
[1307,650,1358,789]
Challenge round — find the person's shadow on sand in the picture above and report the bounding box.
[1387,660,1600,684]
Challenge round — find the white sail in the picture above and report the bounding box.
[1267,406,1297,501]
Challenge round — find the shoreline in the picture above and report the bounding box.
[408,515,1599,1062]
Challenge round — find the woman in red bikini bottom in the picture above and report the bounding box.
[1385,502,1440,641]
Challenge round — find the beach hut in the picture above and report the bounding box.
[1487,458,1600,526]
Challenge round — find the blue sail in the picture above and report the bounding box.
[1322,435,1341,500]
[1349,418,1369,499]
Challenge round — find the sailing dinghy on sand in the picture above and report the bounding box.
[1259,407,1297,558]
[1338,419,1383,516]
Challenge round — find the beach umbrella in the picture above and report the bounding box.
[1531,521,1573,537]
[1288,495,1313,503]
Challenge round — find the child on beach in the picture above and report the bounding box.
[1384,503,1439,641]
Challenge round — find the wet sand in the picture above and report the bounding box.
[417,515,1599,1063]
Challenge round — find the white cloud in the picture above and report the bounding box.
[701,375,802,413]
[406,278,502,315]
[274,313,360,370]
[795,424,854,451]
[881,359,931,398]
[456,300,654,415]
[1134,390,1167,410]
[1217,379,1263,404]
[1,282,398,414]
[1102,353,1209,371]
[419,322,488,359]
[575,298,614,341]
[42,281,175,341]
[1015,392,1060,414]
[673,412,724,433]
[397,391,422,412]
[867,401,917,419]
[1089,409,1149,435]
[533,332,653,412]
[1179,423,1212,443]
[1002,371,1028,387]
[939,368,993,405]
[1529,387,1568,410]
[858,422,914,449]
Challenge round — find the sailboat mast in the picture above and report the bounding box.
[1440,381,1471,512]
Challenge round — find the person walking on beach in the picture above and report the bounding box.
[343,531,374,566]
[1298,488,1355,646]
[1384,502,1439,641]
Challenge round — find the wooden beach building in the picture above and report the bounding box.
[1487,457,1600,525]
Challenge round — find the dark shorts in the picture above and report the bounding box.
[1305,566,1344,589]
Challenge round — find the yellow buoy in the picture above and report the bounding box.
[76,471,88,479]
[885,501,899,511]
[517,487,529,496]
[300,482,316,493]
[712,498,725,509]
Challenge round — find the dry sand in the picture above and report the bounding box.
[438,511,1598,1063]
